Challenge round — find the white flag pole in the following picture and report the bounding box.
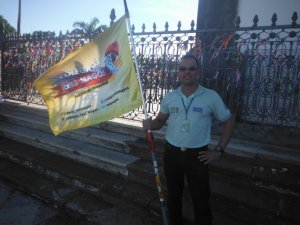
[123,0,148,119]
[123,1,169,225]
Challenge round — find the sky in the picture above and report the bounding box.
[238,0,299,27]
[0,0,299,35]
[0,0,199,34]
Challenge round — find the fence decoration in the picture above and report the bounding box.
[1,11,299,130]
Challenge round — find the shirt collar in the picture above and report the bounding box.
[176,85,204,97]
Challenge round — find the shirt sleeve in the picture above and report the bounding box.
[211,91,231,122]
[159,93,170,114]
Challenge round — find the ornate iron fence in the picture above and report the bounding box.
[1,11,300,132]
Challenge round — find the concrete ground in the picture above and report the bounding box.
[0,170,82,225]
[0,157,163,225]
[0,134,165,225]
[1,100,299,225]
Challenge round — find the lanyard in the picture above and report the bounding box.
[181,97,194,119]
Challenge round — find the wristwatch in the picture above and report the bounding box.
[214,145,225,153]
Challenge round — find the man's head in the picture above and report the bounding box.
[178,54,199,86]
[180,54,199,68]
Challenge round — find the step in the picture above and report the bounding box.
[0,104,140,153]
[0,100,167,191]
[2,100,299,166]
[0,137,163,221]
[0,100,166,163]
[209,153,300,225]
[0,100,49,118]
[0,156,161,225]
[0,99,165,142]
[2,134,300,225]
[1,101,300,224]
[0,121,139,176]
[224,137,300,166]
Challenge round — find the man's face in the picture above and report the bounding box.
[178,58,198,86]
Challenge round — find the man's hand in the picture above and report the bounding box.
[198,149,222,165]
[142,118,152,132]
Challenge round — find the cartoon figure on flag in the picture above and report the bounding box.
[51,41,121,98]
[34,15,142,136]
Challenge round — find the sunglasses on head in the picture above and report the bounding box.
[178,66,197,72]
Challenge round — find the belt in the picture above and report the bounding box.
[165,141,207,152]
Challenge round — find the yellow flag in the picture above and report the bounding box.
[33,16,142,136]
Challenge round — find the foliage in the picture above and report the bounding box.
[0,15,16,34]
[72,17,108,39]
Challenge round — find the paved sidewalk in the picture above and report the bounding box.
[0,144,162,225]
[0,178,82,225]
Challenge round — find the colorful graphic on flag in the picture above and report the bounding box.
[33,15,142,136]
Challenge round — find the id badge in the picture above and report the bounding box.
[181,119,190,133]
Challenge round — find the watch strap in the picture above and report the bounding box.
[214,145,225,153]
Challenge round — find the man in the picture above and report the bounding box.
[142,54,236,225]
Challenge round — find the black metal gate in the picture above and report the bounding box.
[1,11,299,131]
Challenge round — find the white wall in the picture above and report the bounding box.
[238,0,300,26]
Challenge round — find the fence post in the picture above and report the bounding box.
[0,21,3,94]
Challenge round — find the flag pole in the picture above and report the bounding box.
[123,0,147,117]
[123,1,169,225]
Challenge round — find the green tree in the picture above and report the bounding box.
[0,15,17,34]
[72,17,107,39]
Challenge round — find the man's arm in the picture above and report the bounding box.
[217,113,236,150]
[142,112,169,132]
[198,113,236,164]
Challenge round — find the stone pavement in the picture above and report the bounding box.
[0,138,162,225]
[0,178,81,225]
[0,158,82,225]
[0,100,300,225]
[0,175,157,225]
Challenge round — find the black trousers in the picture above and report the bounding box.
[163,142,213,225]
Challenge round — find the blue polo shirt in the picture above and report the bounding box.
[160,85,231,148]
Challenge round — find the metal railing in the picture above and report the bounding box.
[1,11,299,132]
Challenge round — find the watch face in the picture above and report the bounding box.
[215,146,224,152]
